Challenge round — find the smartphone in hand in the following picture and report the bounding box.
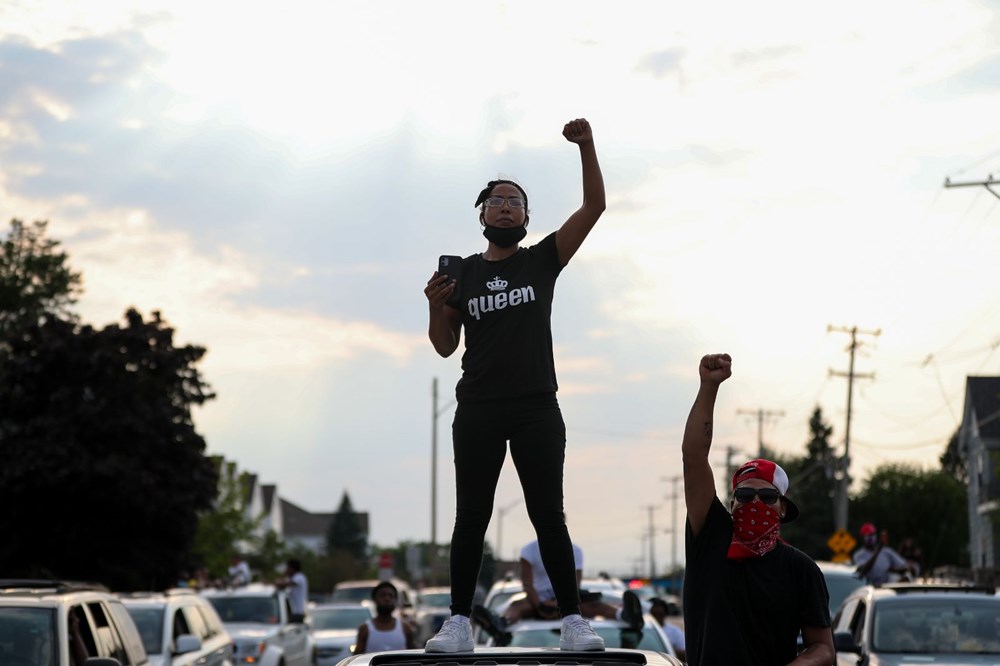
[438,255,462,307]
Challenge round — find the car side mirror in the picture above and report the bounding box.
[175,634,203,655]
[833,630,862,654]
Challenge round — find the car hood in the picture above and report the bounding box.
[870,655,1000,666]
[224,623,282,639]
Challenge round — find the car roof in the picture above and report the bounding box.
[338,647,681,666]
[815,560,859,575]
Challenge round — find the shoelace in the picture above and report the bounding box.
[439,619,466,636]
[563,617,592,632]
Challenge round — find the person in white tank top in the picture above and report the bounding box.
[354,581,416,653]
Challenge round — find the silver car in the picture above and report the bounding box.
[121,589,235,666]
[833,582,1000,665]
[307,602,375,666]
[485,615,679,659]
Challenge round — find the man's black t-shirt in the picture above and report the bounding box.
[683,497,831,666]
[452,232,563,403]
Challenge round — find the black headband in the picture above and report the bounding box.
[474,179,528,208]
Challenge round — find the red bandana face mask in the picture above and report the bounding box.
[727,501,782,560]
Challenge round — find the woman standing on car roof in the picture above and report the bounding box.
[422,118,606,653]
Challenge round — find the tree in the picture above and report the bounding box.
[0,309,218,590]
[775,407,838,560]
[327,492,368,559]
[940,427,968,484]
[0,219,81,339]
[850,464,969,571]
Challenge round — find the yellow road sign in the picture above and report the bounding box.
[827,529,856,558]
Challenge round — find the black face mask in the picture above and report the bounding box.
[482,223,527,248]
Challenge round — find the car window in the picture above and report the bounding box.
[125,606,165,655]
[310,607,375,630]
[70,605,99,664]
[173,607,192,638]
[833,598,858,630]
[0,606,57,666]
[873,598,1000,654]
[331,587,374,603]
[208,596,280,624]
[824,575,865,616]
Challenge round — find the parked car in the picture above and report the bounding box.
[332,580,416,615]
[307,602,375,666]
[121,588,235,666]
[414,587,452,646]
[0,578,149,665]
[201,584,309,666]
[832,582,1000,665]
[484,615,679,658]
[335,646,683,666]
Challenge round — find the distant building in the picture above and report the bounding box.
[281,498,370,555]
[961,375,1000,580]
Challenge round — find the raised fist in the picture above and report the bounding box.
[699,353,732,385]
[562,118,593,144]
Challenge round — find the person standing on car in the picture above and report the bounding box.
[681,353,834,665]
[355,581,417,653]
[275,558,308,622]
[423,118,606,653]
[853,522,911,585]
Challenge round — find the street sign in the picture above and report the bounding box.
[827,529,856,563]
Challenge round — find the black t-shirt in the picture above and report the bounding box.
[452,232,563,402]
[683,497,831,666]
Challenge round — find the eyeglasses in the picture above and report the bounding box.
[733,487,782,505]
[483,196,525,208]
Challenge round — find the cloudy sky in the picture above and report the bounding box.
[3,0,999,576]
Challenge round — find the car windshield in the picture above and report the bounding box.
[208,596,281,624]
[125,606,165,655]
[825,574,865,616]
[310,607,373,630]
[419,593,451,608]
[332,587,375,603]
[508,626,667,651]
[873,599,1000,654]
[0,607,57,666]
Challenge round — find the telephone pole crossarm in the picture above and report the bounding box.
[944,175,1000,201]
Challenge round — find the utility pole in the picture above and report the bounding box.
[661,475,682,575]
[828,325,880,532]
[642,505,658,579]
[737,408,785,458]
[944,174,1000,200]
[714,445,744,499]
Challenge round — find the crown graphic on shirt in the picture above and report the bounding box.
[486,276,508,291]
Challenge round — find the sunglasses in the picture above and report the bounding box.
[733,487,782,505]
[483,196,526,208]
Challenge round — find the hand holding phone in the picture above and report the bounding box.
[433,255,462,308]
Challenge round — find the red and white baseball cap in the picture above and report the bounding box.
[731,458,800,523]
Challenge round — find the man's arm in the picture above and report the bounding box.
[790,626,834,665]
[404,622,417,649]
[354,623,369,654]
[682,353,732,537]
[555,118,606,267]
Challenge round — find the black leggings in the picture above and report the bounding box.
[447,393,581,618]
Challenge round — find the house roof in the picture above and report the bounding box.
[280,498,368,537]
[261,484,276,513]
[967,376,1000,441]
[241,473,258,506]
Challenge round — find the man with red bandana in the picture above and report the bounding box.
[681,353,834,665]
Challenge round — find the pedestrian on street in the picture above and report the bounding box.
[275,558,308,623]
[355,581,416,653]
[853,522,912,585]
[681,353,834,665]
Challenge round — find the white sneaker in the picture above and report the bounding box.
[560,614,605,651]
[425,616,474,652]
